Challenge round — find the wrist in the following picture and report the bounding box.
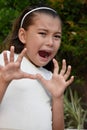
[52,95,64,102]
[0,74,10,103]
[0,73,11,86]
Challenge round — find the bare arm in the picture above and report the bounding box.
[36,59,74,130]
[0,77,10,103]
[52,97,64,130]
[0,46,36,103]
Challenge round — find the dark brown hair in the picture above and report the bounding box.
[8,6,61,71]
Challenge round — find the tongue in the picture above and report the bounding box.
[39,51,49,58]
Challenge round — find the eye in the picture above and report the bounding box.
[38,32,46,37]
[54,35,61,40]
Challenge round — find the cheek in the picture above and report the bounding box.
[52,43,61,57]
[55,43,61,52]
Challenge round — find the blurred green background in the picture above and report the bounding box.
[0,0,87,129]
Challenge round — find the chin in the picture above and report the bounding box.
[35,62,49,68]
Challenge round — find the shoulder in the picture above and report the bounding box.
[39,67,52,80]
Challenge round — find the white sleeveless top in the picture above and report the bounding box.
[0,51,52,130]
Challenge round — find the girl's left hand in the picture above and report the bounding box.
[36,58,74,99]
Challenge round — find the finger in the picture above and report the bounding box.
[10,46,15,62]
[20,72,37,79]
[65,76,74,87]
[16,48,27,63]
[36,74,47,86]
[0,65,3,70]
[64,65,71,80]
[53,58,59,74]
[60,59,66,75]
[3,51,9,65]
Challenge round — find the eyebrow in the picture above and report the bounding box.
[38,28,62,34]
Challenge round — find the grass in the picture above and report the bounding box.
[64,88,87,129]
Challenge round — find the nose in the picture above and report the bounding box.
[46,37,54,47]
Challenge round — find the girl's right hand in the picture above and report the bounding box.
[0,46,36,84]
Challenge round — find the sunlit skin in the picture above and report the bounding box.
[0,13,74,101]
[18,14,62,67]
[0,46,74,96]
[0,13,74,130]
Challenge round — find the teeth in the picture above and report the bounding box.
[45,55,48,58]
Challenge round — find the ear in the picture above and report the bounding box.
[18,28,26,44]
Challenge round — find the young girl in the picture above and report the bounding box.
[0,6,74,130]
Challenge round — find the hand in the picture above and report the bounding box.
[0,46,36,84]
[36,58,74,99]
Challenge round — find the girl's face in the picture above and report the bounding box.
[19,13,62,67]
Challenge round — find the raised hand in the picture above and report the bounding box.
[36,58,74,98]
[0,46,36,84]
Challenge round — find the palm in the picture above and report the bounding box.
[36,59,74,98]
[0,46,35,83]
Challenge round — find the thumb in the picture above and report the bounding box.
[36,74,47,86]
[36,73,44,81]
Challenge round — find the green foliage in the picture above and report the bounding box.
[0,0,49,46]
[50,1,87,108]
[0,0,31,44]
[64,88,87,129]
[0,0,87,128]
[53,0,87,80]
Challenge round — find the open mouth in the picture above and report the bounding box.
[38,50,51,58]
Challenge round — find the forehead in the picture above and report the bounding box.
[32,13,62,32]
